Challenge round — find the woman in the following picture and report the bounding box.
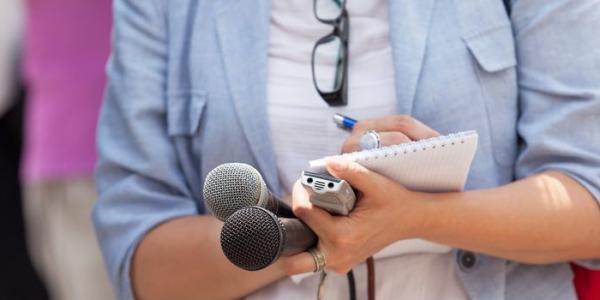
[94,0,600,299]
[0,1,49,298]
[21,1,113,299]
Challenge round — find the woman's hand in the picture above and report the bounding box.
[341,115,440,153]
[281,159,431,275]
[279,115,443,275]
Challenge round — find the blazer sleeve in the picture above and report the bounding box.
[93,0,199,299]
[512,0,600,268]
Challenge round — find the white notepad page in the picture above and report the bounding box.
[309,130,478,258]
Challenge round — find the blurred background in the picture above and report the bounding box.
[1,1,599,300]
[0,0,114,299]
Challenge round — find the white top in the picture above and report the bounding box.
[266,0,398,192]
[256,0,469,299]
[0,0,23,116]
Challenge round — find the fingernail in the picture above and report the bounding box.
[327,159,347,172]
[293,205,308,218]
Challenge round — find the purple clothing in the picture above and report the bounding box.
[22,0,112,181]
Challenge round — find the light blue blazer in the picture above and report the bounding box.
[94,0,600,299]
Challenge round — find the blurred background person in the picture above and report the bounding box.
[0,0,23,115]
[0,0,49,298]
[20,0,113,299]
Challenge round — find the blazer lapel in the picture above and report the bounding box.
[388,0,436,115]
[215,0,283,195]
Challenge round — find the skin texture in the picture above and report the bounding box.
[288,116,600,273]
[131,216,287,300]
[131,115,600,299]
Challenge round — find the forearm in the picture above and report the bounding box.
[131,215,285,300]
[418,171,600,263]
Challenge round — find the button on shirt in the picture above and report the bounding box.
[458,251,478,271]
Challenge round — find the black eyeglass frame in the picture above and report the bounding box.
[311,1,350,107]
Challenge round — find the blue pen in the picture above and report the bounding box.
[333,113,357,131]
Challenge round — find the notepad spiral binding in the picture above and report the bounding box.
[337,130,476,162]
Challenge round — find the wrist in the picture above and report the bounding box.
[414,190,468,244]
[395,190,442,241]
[274,257,295,277]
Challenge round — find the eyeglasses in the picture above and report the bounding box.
[311,0,349,107]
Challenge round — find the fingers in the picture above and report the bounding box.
[291,181,335,238]
[353,115,440,140]
[380,131,412,145]
[279,251,316,275]
[342,131,411,153]
[325,159,387,196]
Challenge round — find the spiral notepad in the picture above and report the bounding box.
[310,130,478,192]
[309,131,479,257]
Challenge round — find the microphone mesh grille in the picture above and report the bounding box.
[220,207,283,271]
[203,163,262,220]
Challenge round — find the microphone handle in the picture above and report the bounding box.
[279,218,318,256]
[266,190,296,219]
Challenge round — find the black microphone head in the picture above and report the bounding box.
[203,163,267,221]
[220,206,285,271]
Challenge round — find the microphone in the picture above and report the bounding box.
[203,163,294,221]
[220,206,317,271]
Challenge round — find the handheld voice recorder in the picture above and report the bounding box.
[301,171,356,216]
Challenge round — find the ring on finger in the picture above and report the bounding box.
[308,247,327,273]
[359,130,381,150]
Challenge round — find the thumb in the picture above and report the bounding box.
[325,159,383,195]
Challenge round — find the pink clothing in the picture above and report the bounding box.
[22,0,112,181]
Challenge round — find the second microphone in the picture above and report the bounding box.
[203,163,317,271]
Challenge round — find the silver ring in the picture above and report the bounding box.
[308,247,326,273]
[359,130,381,150]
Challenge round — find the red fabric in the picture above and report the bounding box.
[572,264,600,300]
